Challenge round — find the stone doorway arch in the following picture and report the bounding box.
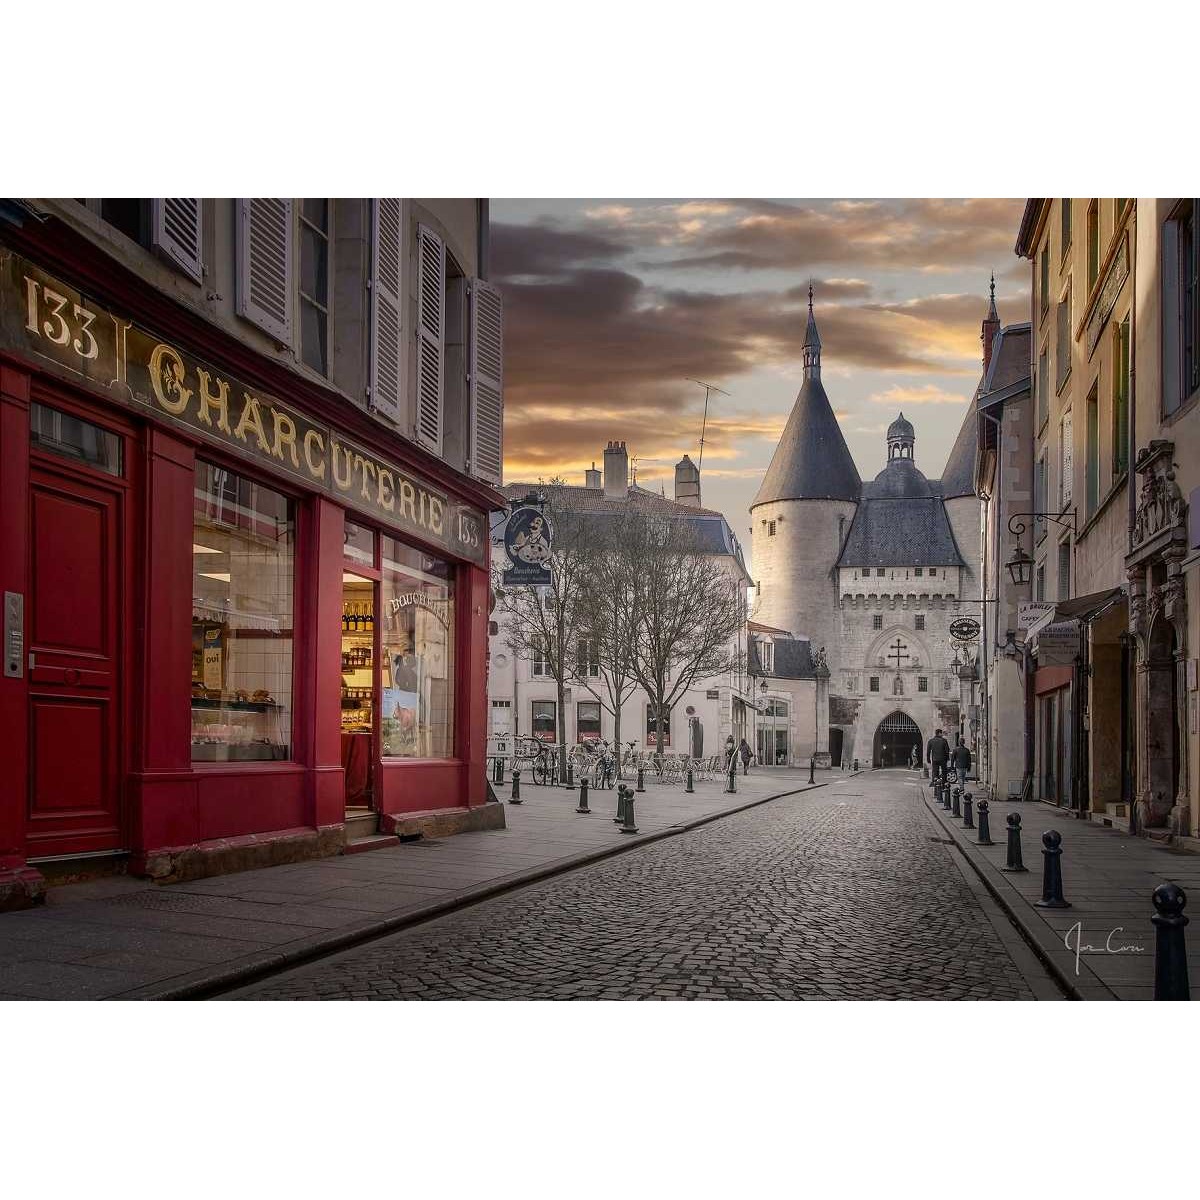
[873,711,922,769]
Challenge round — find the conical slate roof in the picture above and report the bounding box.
[752,374,861,506]
[753,295,861,507]
[938,400,978,499]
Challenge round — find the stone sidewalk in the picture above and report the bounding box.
[0,766,828,1001]
[920,781,1200,1000]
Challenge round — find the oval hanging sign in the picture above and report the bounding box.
[502,505,554,587]
[949,617,981,642]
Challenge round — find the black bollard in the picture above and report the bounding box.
[510,769,522,804]
[951,787,961,818]
[1002,813,1028,872]
[725,764,737,794]
[1151,883,1190,1001]
[940,782,949,809]
[636,767,645,793]
[567,761,574,789]
[619,785,639,834]
[685,768,694,794]
[808,755,815,785]
[613,785,626,825]
[576,777,590,815]
[1034,830,1071,908]
[963,791,974,829]
[976,797,994,845]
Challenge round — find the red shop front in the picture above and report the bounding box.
[0,245,503,909]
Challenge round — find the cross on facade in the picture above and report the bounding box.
[887,639,910,669]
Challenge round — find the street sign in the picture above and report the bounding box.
[1035,620,1081,665]
[1018,601,1056,633]
[949,617,980,642]
[502,504,554,587]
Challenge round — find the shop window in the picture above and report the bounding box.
[577,700,601,742]
[191,461,295,762]
[646,703,671,746]
[380,537,455,758]
[531,700,556,742]
[30,402,122,477]
[343,521,376,568]
[299,199,330,374]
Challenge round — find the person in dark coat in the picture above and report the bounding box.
[952,737,972,781]
[738,737,752,775]
[927,727,951,784]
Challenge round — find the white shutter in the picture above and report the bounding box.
[369,199,403,420]
[1060,411,1073,507]
[414,223,445,454]
[236,198,294,343]
[151,199,203,283]
[469,277,504,484]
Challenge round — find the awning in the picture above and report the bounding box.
[1026,586,1125,638]
[1052,586,1125,623]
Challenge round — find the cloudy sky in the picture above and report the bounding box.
[491,198,1028,565]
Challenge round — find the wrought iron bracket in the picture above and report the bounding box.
[1007,510,1077,538]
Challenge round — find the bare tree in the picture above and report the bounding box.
[572,512,642,773]
[627,515,745,756]
[493,506,589,778]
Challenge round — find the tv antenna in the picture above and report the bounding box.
[686,378,731,469]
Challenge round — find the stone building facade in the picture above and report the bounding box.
[751,292,985,769]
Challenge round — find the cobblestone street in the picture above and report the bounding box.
[234,771,1057,1000]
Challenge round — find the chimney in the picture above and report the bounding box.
[584,462,602,489]
[674,453,701,507]
[602,441,628,500]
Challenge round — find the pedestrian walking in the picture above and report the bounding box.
[927,727,950,784]
[738,737,752,775]
[952,736,972,782]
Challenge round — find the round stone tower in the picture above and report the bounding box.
[751,288,860,661]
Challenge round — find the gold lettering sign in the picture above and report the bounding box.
[0,248,489,565]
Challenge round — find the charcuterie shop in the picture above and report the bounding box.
[0,239,503,905]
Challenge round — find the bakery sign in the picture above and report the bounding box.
[0,249,487,565]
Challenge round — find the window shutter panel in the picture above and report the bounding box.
[414,223,445,454]
[369,199,403,420]
[151,199,203,283]
[1061,411,1073,506]
[236,198,294,343]
[469,277,504,483]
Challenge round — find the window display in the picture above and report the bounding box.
[380,537,455,759]
[191,461,294,761]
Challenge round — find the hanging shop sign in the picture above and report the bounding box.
[0,249,487,565]
[1034,620,1081,665]
[502,504,553,587]
[1018,601,1056,633]
[948,617,980,642]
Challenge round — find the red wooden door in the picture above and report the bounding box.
[26,466,124,857]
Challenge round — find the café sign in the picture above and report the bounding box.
[0,249,487,565]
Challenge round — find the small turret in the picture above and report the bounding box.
[981,273,1001,375]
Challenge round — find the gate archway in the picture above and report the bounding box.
[873,711,922,769]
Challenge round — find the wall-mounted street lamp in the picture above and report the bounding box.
[1006,546,1035,587]
[1004,510,1077,588]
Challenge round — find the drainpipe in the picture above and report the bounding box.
[1126,203,1138,838]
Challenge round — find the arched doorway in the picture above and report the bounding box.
[873,711,921,769]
